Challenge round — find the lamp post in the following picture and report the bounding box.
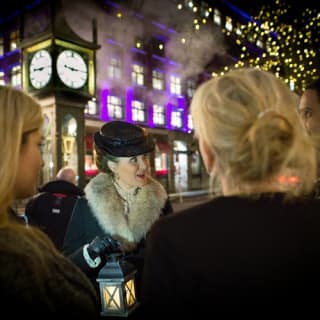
[97,253,139,317]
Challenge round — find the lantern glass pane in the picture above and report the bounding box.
[103,285,121,310]
[125,279,136,306]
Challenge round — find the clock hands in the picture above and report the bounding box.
[64,64,87,73]
[32,66,50,72]
[33,65,84,73]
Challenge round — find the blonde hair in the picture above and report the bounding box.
[0,85,43,223]
[191,68,317,196]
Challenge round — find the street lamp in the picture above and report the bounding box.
[97,253,139,317]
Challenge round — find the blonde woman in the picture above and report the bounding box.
[0,86,99,317]
[142,69,320,317]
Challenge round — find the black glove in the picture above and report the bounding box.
[87,235,121,260]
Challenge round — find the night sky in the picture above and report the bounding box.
[227,0,319,17]
[1,1,319,22]
[0,0,35,20]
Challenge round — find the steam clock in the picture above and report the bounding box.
[20,0,99,187]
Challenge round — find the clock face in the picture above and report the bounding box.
[29,49,52,89]
[56,50,88,89]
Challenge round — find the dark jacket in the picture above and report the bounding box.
[62,173,172,301]
[25,180,84,250]
[142,193,320,318]
[0,221,99,317]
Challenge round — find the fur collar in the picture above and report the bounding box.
[85,173,167,244]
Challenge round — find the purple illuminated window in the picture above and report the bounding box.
[132,64,144,86]
[153,104,165,126]
[108,95,124,119]
[152,70,165,90]
[132,100,146,123]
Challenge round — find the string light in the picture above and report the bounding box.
[116,0,318,94]
[230,0,319,92]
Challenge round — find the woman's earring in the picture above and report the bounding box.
[114,172,120,180]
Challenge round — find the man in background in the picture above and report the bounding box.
[298,78,320,198]
[298,78,320,135]
[25,167,84,250]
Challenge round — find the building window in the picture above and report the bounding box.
[171,108,183,128]
[0,71,5,85]
[187,79,196,98]
[213,9,221,26]
[11,65,21,87]
[170,75,181,95]
[155,143,169,176]
[85,98,98,115]
[85,134,98,177]
[132,64,144,86]
[153,104,165,126]
[191,150,201,175]
[132,100,146,122]
[108,95,124,119]
[108,57,122,80]
[10,30,19,51]
[152,70,165,90]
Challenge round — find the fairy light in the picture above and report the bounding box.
[228,0,319,92]
[172,0,318,93]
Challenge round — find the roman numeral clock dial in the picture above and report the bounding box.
[56,49,88,89]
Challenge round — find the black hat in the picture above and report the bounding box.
[94,121,155,157]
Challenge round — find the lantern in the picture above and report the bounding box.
[97,254,139,317]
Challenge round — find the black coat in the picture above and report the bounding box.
[142,193,320,318]
[25,180,84,250]
[0,222,99,317]
[62,173,173,304]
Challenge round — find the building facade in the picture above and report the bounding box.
[0,0,265,192]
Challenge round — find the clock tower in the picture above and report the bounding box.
[20,0,100,187]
